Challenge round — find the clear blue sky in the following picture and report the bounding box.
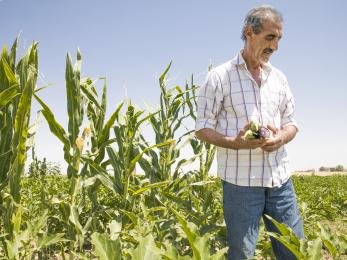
[1,0,346,171]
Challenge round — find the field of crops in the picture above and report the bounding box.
[1,39,346,259]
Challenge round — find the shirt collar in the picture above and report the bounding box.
[231,49,272,72]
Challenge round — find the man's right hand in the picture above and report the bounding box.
[232,122,267,150]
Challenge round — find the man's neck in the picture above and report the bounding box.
[242,49,262,71]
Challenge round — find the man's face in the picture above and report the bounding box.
[245,17,283,64]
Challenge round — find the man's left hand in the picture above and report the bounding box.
[261,125,284,152]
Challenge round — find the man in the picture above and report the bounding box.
[195,5,304,260]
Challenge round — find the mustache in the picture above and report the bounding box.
[263,48,274,54]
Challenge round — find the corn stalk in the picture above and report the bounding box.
[139,63,193,183]
[34,50,89,254]
[0,39,38,239]
[92,102,173,212]
[0,39,19,188]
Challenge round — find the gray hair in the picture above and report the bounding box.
[241,5,283,41]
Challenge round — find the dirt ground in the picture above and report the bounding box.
[293,171,347,176]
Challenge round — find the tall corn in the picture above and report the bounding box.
[0,39,38,237]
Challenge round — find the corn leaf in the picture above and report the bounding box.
[267,232,304,259]
[171,208,201,260]
[65,52,83,145]
[80,83,103,112]
[9,59,37,203]
[129,233,163,260]
[38,233,70,249]
[1,57,18,87]
[9,37,18,69]
[307,238,323,260]
[133,180,170,196]
[130,139,175,168]
[98,101,124,147]
[91,232,121,260]
[69,205,83,234]
[34,94,70,149]
[0,85,19,107]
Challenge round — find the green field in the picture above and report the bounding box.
[1,39,346,259]
[10,174,346,259]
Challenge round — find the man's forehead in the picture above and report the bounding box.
[262,18,283,33]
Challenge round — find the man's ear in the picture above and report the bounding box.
[245,27,253,40]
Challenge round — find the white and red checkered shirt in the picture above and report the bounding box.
[195,51,298,187]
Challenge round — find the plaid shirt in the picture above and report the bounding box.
[195,51,298,187]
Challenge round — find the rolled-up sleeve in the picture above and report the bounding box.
[280,80,298,130]
[195,71,223,132]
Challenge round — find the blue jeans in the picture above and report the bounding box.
[222,178,304,260]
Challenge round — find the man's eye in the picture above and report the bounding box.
[266,35,275,40]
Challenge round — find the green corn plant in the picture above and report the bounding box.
[90,210,164,260]
[34,50,92,255]
[34,53,129,256]
[91,232,121,260]
[35,94,85,254]
[8,43,38,202]
[136,65,203,229]
[65,50,85,180]
[89,208,169,260]
[156,175,226,256]
[79,77,121,212]
[0,39,39,239]
[68,78,128,241]
[35,50,85,184]
[181,75,223,246]
[134,66,224,257]
[265,214,325,259]
[92,102,173,210]
[317,222,347,258]
[1,207,68,259]
[35,50,90,200]
[0,39,19,192]
[169,208,228,259]
[122,214,169,260]
[155,74,222,241]
[140,62,194,183]
[82,77,108,163]
[70,77,143,227]
[35,60,174,251]
[149,73,219,233]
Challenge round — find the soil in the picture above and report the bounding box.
[293,171,347,176]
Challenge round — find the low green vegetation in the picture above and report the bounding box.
[16,174,347,259]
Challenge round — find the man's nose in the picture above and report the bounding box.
[271,39,279,51]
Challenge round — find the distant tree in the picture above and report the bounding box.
[335,165,344,172]
[319,166,327,172]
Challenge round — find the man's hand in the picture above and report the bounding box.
[195,123,266,150]
[261,125,284,152]
[195,123,298,151]
[234,122,267,150]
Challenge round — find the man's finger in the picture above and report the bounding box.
[264,140,275,146]
[267,125,279,134]
[248,140,266,148]
[262,146,274,152]
[243,122,252,131]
